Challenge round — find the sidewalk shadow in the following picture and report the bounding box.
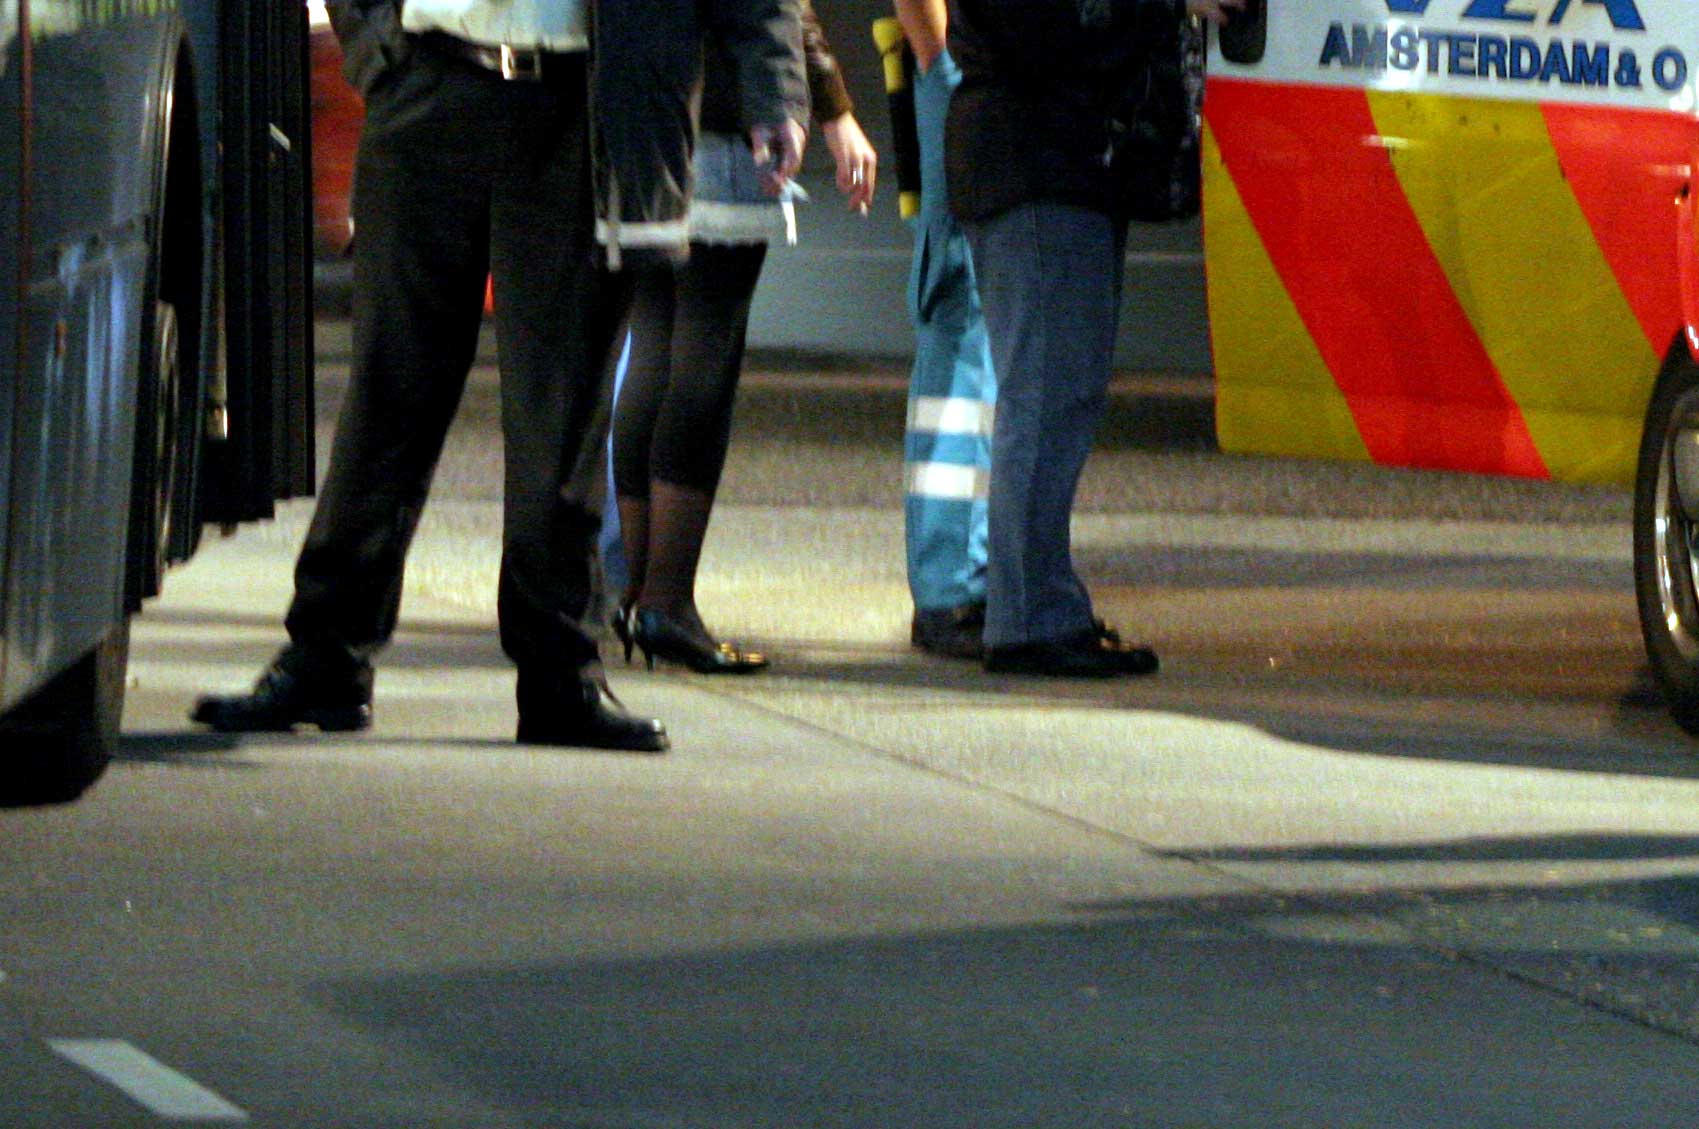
[302,882,1699,1128]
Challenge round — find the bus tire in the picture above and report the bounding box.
[0,622,129,807]
[1633,347,1699,731]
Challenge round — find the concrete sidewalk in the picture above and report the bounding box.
[122,476,1699,1126]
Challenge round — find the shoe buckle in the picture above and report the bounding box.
[499,44,544,81]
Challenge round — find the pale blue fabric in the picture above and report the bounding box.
[903,49,997,613]
[598,330,632,594]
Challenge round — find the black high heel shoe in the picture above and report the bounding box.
[632,607,768,674]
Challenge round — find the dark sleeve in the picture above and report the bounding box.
[703,0,810,127]
[801,0,855,123]
[324,0,411,96]
[949,0,1181,89]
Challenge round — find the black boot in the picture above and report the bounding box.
[516,671,669,753]
[190,646,374,732]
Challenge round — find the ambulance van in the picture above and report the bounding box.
[1202,0,1699,725]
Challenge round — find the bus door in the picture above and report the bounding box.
[1202,0,1699,488]
[198,0,315,527]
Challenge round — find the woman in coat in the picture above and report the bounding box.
[609,1,878,673]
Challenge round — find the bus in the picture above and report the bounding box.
[1202,0,1699,728]
[0,0,314,804]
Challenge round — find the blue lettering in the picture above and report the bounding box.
[1385,0,1432,13]
[1450,35,1478,76]
[1539,39,1572,82]
[1477,35,1509,78]
[1392,27,1421,70]
[1548,0,1646,32]
[1571,42,1609,86]
[1320,22,1351,67]
[1615,50,1642,87]
[1653,48,1688,92]
[1354,25,1390,70]
[1509,36,1542,78]
[1320,24,1391,70]
[1419,29,1449,73]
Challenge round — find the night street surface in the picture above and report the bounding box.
[6,322,1699,1126]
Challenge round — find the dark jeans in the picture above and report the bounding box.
[964,202,1127,647]
[286,46,622,676]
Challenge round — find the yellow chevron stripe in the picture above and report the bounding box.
[1367,92,1654,486]
[1203,121,1371,463]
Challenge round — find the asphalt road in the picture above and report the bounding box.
[5,327,1699,1126]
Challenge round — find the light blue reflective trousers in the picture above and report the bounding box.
[599,332,632,595]
[904,49,998,613]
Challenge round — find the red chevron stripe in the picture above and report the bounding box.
[1204,79,1547,478]
[1541,102,1689,356]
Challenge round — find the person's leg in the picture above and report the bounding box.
[489,60,666,749]
[904,49,997,658]
[630,241,769,673]
[286,54,492,667]
[638,242,766,612]
[487,59,623,675]
[192,52,494,732]
[967,203,1122,649]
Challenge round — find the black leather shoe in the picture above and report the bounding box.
[516,675,669,753]
[190,649,373,732]
[911,602,987,660]
[984,626,1159,678]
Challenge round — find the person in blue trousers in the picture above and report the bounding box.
[947,0,1240,677]
[893,0,998,661]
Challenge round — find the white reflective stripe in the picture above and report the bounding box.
[49,1039,248,1121]
[906,461,987,501]
[594,218,691,248]
[908,396,994,437]
[687,199,797,247]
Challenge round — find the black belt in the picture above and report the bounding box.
[416,31,574,81]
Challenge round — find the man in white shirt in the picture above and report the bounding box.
[193,0,803,750]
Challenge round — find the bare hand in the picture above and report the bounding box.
[749,118,807,196]
[821,113,877,214]
[1187,0,1246,25]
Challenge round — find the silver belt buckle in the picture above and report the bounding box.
[499,44,543,80]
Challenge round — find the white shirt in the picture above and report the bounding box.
[400,0,588,52]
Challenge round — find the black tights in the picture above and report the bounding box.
[611,241,768,499]
[611,241,768,621]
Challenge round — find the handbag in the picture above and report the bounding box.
[1111,13,1205,223]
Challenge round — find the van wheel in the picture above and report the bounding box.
[0,622,129,807]
[1633,350,1699,729]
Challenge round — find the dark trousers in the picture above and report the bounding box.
[965,202,1127,647]
[286,47,621,676]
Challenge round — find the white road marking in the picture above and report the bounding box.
[47,1039,247,1121]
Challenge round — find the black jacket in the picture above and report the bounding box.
[945,0,1184,224]
[324,0,807,263]
[701,0,853,135]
